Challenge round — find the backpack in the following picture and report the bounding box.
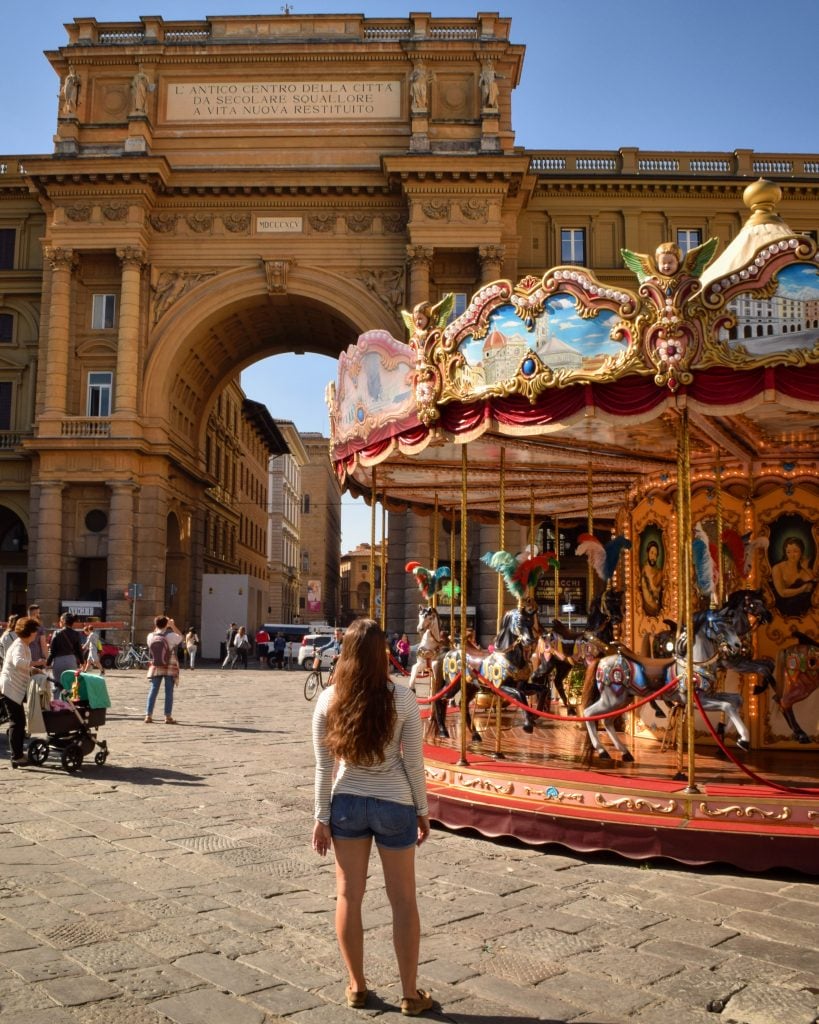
[149,631,171,668]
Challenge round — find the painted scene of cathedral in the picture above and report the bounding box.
[457,295,625,388]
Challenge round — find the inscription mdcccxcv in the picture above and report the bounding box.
[167,81,401,121]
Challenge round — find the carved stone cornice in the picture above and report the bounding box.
[43,246,77,272]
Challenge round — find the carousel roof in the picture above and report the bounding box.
[328,181,819,523]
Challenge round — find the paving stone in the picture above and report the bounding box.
[239,949,341,989]
[151,987,267,1024]
[0,947,87,983]
[695,885,787,913]
[458,972,576,1019]
[101,963,203,999]
[722,909,819,950]
[65,939,162,975]
[245,983,326,1015]
[205,906,281,935]
[569,946,684,986]
[39,975,121,1006]
[723,981,818,1024]
[172,952,272,995]
[40,918,122,949]
[636,936,732,968]
[68,995,168,1024]
[539,969,655,1016]
[0,922,41,952]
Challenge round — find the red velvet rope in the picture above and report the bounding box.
[388,653,409,676]
[416,673,461,705]
[471,670,679,723]
[692,690,818,796]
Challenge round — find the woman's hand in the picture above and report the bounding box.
[416,815,431,846]
[312,820,332,856]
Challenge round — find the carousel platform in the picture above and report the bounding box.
[421,703,819,876]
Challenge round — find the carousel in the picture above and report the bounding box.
[328,180,819,874]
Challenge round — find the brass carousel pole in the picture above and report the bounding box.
[553,515,560,622]
[449,506,456,641]
[432,494,439,610]
[587,460,594,615]
[458,444,469,767]
[380,499,387,630]
[494,449,506,758]
[678,407,698,793]
[714,455,724,607]
[369,466,377,620]
[529,487,536,555]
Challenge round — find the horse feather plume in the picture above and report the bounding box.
[481,549,526,599]
[404,561,451,599]
[576,534,632,582]
[692,522,716,597]
[513,553,559,592]
[742,532,769,575]
[721,528,746,575]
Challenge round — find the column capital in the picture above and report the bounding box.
[116,246,148,269]
[106,479,140,494]
[43,246,76,272]
[37,479,67,493]
[478,243,506,266]
[406,244,433,268]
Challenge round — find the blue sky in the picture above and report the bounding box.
[3,0,817,547]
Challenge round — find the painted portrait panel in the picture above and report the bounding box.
[639,524,665,618]
[767,512,817,619]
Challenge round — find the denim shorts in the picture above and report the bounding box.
[330,793,417,850]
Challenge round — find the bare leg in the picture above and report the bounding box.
[333,836,372,994]
[377,843,420,1000]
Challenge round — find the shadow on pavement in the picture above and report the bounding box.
[90,764,208,786]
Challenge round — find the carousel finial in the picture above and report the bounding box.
[743,178,785,227]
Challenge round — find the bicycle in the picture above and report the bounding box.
[304,648,337,700]
[114,641,150,670]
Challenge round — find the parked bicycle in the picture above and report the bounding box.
[304,647,337,700]
[115,641,149,670]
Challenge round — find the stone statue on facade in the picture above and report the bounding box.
[409,62,428,113]
[61,66,80,115]
[130,67,150,115]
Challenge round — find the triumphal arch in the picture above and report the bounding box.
[9,12,528,630]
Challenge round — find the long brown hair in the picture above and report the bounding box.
[324,618,396,766]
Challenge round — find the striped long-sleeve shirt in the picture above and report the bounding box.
[312,682,428,824]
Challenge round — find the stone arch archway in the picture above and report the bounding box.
[143,262,403,437]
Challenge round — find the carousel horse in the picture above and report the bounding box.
[583,603,747,761]
[432,603,541,739]
[775,630,818,744]
[409,604,446,693]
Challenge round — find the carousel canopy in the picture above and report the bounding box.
[328,180,819,524]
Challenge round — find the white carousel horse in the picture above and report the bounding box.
[409,604,446,693]
[584,604,748,761]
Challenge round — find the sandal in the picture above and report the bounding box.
[401,989,433,1017]
[345,985,368,1009]
[144,715,153,723]
[164,716,177,724]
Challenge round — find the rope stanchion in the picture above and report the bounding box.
[472,669,679,724]
[692,690,818,796]
[415,673,461,705]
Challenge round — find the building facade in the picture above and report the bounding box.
[340,542,383,626]
[268,421,306,624]
[298,432,341,626]
[0,11,817,637]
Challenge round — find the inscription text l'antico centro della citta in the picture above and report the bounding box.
[166,81,401,121]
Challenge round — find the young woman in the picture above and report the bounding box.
[0,616,40,767]
[312,618,433,1017]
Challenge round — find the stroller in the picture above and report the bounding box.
[26,669,110,773]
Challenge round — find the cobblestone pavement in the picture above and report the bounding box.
[1,665,817,1024]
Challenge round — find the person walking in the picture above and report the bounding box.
[311,618,433,1016]
[254,626,270,668]
[185,627,200,670]
[0,613,20,669]
[25,604,48,672]
[81,623,103,674]
[222,623,238,669]
[234,625,251,668]
[0,616,41,767]
[144,615,183,724]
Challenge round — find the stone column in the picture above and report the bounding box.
[406,244,433,308]
[31,481,65,623]
[478,243,506,285]
[106,480,139,626]
[41,247,76,417]
[115,247,147,416]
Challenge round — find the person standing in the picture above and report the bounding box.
[311,618,433,1016]
[47,613,85,690]
[26,604,47,672]
[255,625,270,668]
[397,633,411,670]
[144,615,183,724]
[0,613,20,669]
[0,616,41,767]
[185,627,200,670]
[82,623,103,674]
[272,633,286,670]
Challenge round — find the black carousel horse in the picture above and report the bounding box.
[432,603,541,739]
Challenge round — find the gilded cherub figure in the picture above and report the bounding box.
[621,237,719,285]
